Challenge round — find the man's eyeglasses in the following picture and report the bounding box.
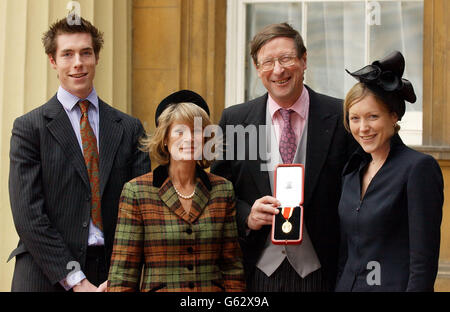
[257,55,297,72]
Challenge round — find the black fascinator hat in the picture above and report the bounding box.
[346,51,416,120]
[155,90,210,126]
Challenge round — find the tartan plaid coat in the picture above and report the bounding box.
[108,165,246,292]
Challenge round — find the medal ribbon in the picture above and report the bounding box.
[282,207,294,220]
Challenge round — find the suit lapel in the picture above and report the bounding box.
[189,179,210,223]
[242,95,272,197]
[304,86,338,205]
[44,95,90,190]
[158,179,189,222]
[98,100,123,197]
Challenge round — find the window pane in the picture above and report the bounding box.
[369,1,423,113]
[369,1,423,144]
[245,3,302,101]
[306,2,365,99]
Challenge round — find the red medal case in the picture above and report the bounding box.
[271,164,304,245]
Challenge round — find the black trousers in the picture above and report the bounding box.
[85,246,108,287]
[247,258,331,292]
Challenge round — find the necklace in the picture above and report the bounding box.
[368,158,386,182]
[173,183,195,200]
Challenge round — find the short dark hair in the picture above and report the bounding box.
[42,17,104,59]
[250,22,306,65]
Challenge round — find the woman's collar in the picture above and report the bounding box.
[344,133,405,175]
[152,164,212,190]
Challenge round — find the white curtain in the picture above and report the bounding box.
[369,1,423,113]
[306,2,366,99]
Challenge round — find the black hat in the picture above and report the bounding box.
[155,90,210,126]
[346,51,416,120]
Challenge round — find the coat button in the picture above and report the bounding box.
[86,195,91,201]
[186,228,193,235]
[83,221,88,228]
[187,247,193,254]
[188,282,194,289]
[187,264,193,271]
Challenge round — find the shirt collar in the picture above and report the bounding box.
[268,85,309,119]
[57,86,99,112]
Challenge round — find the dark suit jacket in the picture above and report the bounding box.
[8,94,151,291]
[211,85,356,287]
[335,134,443,292]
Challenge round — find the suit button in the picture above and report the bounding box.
[188,282,194,289]
[83,222,88,228]
[86,195,91,201]
[187,247,193,254]
[187,264,193,271]
[186,228,193,235]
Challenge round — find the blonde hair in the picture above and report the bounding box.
[343,82,400,133]
[140,102,214,168]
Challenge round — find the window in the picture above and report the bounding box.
[226,0,424,145]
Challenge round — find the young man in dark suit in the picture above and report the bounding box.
[211,23,356,291]
[8,17,150,292]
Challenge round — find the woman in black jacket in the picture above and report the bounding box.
[335,51,443,292]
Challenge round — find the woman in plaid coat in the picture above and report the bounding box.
[107,90,246,292]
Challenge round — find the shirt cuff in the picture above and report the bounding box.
[60,270,86,291]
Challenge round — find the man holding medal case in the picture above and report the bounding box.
[211,23,356,292]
